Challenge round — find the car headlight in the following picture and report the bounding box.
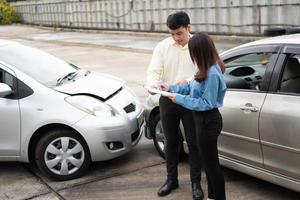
[65,95,116,117]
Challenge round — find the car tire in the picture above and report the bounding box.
[264,28,286,36]
[286,28,300,35]
[150,113,184,159]
[34,129,91,181]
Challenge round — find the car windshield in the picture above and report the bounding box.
[225,52,273,68]
[0,43,78,87]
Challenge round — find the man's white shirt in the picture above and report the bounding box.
[146,37,195,86]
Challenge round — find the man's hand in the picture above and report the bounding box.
[145,82,170,95]
[157,82,169,91]
[145,85,159,95]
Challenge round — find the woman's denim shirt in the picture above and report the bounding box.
[169,63,227,111]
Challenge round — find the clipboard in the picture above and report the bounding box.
[144,85,171,96]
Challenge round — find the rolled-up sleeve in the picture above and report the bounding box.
[174,74,220,111]
[169,83,190,95]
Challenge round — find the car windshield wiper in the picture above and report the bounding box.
[56,71,77,86]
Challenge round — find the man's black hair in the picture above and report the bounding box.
[166,11,190,30]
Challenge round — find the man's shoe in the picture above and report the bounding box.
[157,180,179,196]
[192,183,204,200]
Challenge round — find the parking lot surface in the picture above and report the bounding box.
[0,25,300,200]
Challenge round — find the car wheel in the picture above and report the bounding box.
[286,28,300,35]
[34,129,91,181]
[151,113,184,159]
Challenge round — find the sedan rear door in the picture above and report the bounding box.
[259,46,300,182]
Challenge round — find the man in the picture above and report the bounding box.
[146,11,204,200]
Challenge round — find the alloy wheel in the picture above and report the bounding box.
[44,137,85,175]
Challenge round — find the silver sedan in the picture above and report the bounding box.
[0,40,144,180]
[143,33,300,192]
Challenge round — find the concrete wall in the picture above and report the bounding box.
[10,0,300,35]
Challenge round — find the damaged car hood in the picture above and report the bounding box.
[54,72,125,100]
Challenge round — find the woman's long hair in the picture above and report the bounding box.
[188,32,225,82]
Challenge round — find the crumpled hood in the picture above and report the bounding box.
[54,72,125,100]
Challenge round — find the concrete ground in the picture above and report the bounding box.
[0,24,300,200]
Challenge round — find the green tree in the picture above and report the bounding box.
[0,0,21,24]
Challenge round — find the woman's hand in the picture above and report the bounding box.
[162,92,176,101]
[174,79,188,85]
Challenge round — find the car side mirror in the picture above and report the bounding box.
[0,83,12,97]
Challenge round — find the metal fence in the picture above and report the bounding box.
[10,0,300,35]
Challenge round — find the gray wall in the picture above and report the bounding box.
[11,0,300,35]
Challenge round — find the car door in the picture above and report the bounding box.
[0,64,21,157]
[218,45,280,167]
[260,46,300,180]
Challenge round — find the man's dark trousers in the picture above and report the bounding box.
[159,96,201,183]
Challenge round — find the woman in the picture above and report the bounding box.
[162,32,227,200]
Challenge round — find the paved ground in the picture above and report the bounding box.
[0,24,300,200]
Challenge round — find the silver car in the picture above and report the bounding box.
[0,40,144,181]
[143,34,300,192]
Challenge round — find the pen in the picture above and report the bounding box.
[159,85,164,91]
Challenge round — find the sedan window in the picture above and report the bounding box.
[279,54,300,93]
[224,52,274,91]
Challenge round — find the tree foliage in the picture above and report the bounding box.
[0,0,21,24]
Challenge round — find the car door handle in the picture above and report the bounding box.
[239,104,259,112]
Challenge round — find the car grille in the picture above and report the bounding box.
[123,103,136,113]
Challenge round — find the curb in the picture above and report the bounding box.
[16,23,263,43]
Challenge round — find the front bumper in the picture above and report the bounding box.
[74,109,144,162]
[143,94,160,139]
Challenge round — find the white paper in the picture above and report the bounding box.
[144,85,171,96]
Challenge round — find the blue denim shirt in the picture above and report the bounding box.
[169,63,227,111]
